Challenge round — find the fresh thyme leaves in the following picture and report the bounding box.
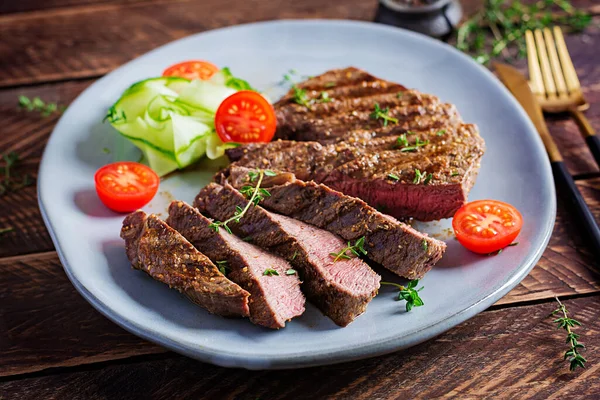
[456,0,592,65]
[399,137,429,152]
[330,236,367,262]
[381,280,424,312]
[508,242,519,247]
[413,169,427,184]
[387,173,400,182]
[324,82,336,88]
[0,227,13,235]
[216,260,229,276]
[208,169,270,233]
[292,86,312,108]
[451,171,460,177]
[286,269,297,275]
[283,71,333,108]
[317,91,332,103]
[103,106,127,124]
[406,131,416,135]
[18,96,65,117]
[422,239,428,251]
[242,235,253,242]
[102,147,111,154]
[290,250,298,261]
[263,268,279,276]
[423,173,433,185]
[0,152,33,196]
[396,134,409,147]
[396,92,404,98]
[370,103,398,127]
[437,130,446,136]
[552,296,586,371]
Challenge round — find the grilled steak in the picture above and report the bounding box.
[225,67,485,221]
[167,201,305,329]
[121,211,250,317]
[194,183,380,327]
[226,166,446,279]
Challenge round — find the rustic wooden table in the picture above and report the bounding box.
[0,1,599,398]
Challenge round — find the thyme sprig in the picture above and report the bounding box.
[370,103,398,127]
[263,268,279,276]
[283,72,334,109]
[413,169,432,185]
[330,236,367,262]
[552,296,586,371]
[0,152,33,195]
[216,260,229,276]
[208,169,274,234]
[381,280,424,312]
[399,137,429,152]
[0,227,13,236]
[18,96,65,116]
[456,0,592,65]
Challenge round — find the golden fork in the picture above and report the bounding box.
[526,26,600,166]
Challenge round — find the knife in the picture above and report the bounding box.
[495,63,600,259]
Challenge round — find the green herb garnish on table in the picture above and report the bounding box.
[552,296,587,371]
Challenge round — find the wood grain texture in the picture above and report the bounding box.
[1,296,599,400]
[0,251,163,378]
[0,1,150,15]
[0,80,92,256]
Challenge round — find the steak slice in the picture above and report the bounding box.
[227,166,446,279]
[166,201,305,329]
[225,123,484,221]
[194,183,380,327]
[121,211,250,318]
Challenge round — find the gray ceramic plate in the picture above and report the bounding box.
[38,20,555,370]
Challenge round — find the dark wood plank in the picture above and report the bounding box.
[0,0,378,88]
[0,1,150,15]
[1,296,598,400]
[0,251,164,378]
[0,80,92,256]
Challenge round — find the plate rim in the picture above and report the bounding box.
[38,18,557,369]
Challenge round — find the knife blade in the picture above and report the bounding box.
[494,63,562,162]
[494,62,600,259]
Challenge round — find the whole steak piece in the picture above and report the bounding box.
[121,211,250,318]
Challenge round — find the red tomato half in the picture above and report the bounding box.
[452,200,523,254]
[95,162,159,213]
[214,91,277,143]
[162,60,219,80]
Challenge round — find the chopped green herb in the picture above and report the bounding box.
[242,236,253,242]
[102,147,111,154]
[387,173,400,182]
[451,171,460,177]
[0,227,13,235]
[406,131,416,135]
[508,242,519,247]
[381,279,424,312]
[413,169,427,184]
[290,250,298,261]
[0,152,32,196]
[216,260,229,276]
[422,239,428,251]
[324,82,336,88]
[285,269,297,275]
[437,130,446,136]
[399,137,429,152]
[370,103,398,127]
[552,296,587,371]
[396,92,404,98]
[423,173,433,185]
[263,268,279,276]
[330,236,367,262]
[264,170,277,177]
[396,134,409,147]
[18,95,64,117]
[317,91,332,103]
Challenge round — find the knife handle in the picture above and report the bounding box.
[551,161,600,258]
[585,135,600,168]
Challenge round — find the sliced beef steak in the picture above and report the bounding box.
[227,167,446,279]
[226,67,485,221]
[194,183,380,327]
[167,201,305,329]
[121,211,250,318]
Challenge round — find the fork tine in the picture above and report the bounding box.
[526,30,544,96]
[534,29,556,98]
[553,26,581,94]
[543,28,568,97]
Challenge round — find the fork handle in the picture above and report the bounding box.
[551,161,600,258]
[570,108,600,166]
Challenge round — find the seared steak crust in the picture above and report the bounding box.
[167,201,305,329]
[194,183,380,327]
[225,67,485,221]
[120,211,250,317]
[227,167,446,279]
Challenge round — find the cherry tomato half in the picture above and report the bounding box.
[94,162,159,213]
[452,200,523,254]
[162,60,219,80]
[214,91,277,143]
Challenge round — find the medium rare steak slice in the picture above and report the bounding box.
[194,183,380,327]
[167,201,305,329]
[225,123,485,221]
[121,211,250,318]
[227,166,446,279]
